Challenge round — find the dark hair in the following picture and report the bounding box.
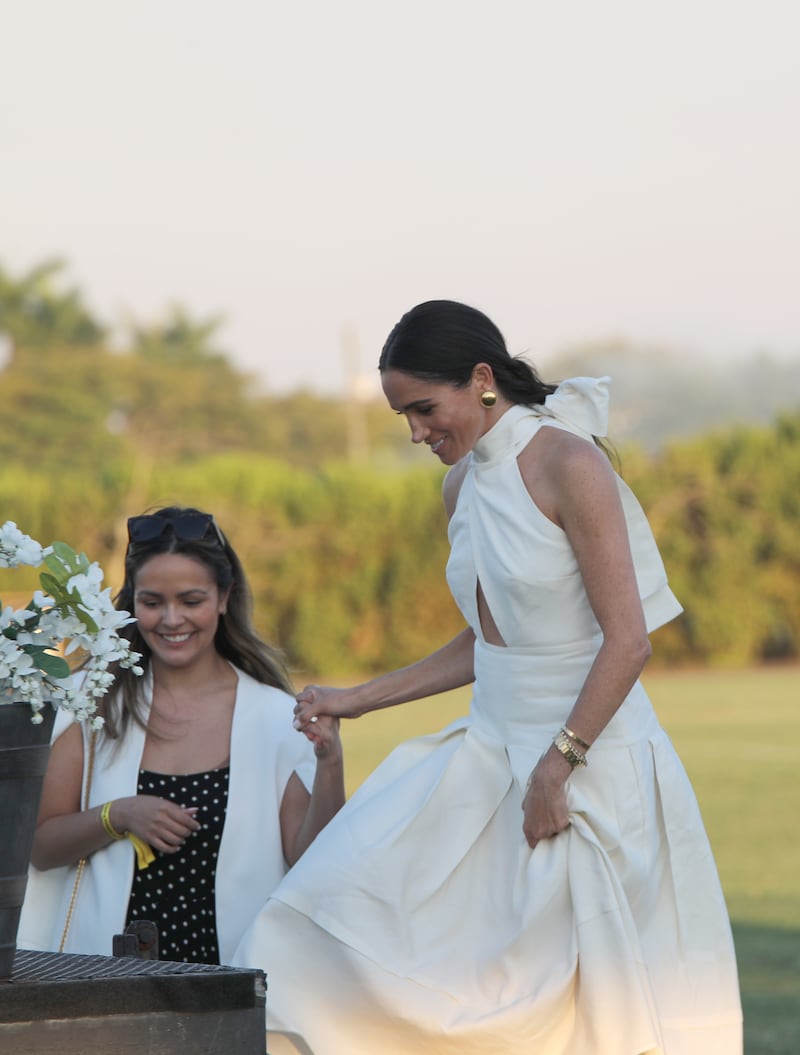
[379,300,558,406]
[103,505,292,739]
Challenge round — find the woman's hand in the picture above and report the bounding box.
[293,684,362,729]
[302,713,343,761]
[521,747,573,849]
[109,795,201,855]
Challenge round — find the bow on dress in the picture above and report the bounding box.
[539,376,611,442]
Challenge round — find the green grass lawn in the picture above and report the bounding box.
[332,663,800,1055]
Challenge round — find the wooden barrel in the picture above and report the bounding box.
[0,702,56,979]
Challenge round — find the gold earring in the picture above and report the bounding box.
[480,390,497,408]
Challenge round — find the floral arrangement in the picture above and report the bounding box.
[0,521,142,725]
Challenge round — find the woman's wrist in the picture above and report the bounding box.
[100,800,126,840]
[348,681,379,717]
[543,743,576,780]
[552,728,588,769]
[314,739,344,764]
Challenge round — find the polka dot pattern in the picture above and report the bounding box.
[125,766,230,964]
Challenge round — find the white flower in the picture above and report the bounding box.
[0,521,143,723]
[0,522,47,568]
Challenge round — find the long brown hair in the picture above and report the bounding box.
[103,505,292,739]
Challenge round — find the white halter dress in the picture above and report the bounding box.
[234,377,742,1055]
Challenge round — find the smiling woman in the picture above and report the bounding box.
[134,552,229,673]
[380,300,558,466]
[235,301,743,1055]
[17,506,346,966]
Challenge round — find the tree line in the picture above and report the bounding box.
[2,258,798,676]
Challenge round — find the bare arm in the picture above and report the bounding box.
[30,723,102,870]
[519,431,652,848]
[294,626,476,727]
[279,716,346,866]
[31,723,200,871]
[552,438,651,741]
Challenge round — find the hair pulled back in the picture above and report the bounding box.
[104,505,292,739]
[379,300,557,406]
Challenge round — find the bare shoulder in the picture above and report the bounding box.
[442,456,471,519]
[518,426,617,526]
[523,425,613,480]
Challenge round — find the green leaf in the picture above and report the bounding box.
[43,552,70,581]
[75,605,99,634]
[38,571,65,599]
[29,649,71,678]
[51,540,79,566]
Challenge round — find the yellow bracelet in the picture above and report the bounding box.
[100,800,155,869]
[100,800,126,840]
[128,833,156,870]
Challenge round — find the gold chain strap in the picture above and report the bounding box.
[58,728,96,952]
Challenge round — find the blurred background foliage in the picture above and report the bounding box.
[2,258,799,677]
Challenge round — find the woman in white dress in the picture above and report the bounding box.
[235,301,742,1054]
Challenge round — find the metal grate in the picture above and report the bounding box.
[10,948,229,983]
[1,950,266,1025]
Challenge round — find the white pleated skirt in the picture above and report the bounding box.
[234,640,742,1054]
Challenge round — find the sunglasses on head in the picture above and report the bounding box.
[127,513,225,547]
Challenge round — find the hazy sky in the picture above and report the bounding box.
[2,0,798,394]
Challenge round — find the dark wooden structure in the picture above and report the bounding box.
[0,949,266,1054]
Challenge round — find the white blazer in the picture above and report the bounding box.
[18,666,316,964]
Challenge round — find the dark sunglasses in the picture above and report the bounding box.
[127,513,225,547]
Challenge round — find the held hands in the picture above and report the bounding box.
[293,685,348,760]
[305,713,343,761]
[107,796,201,855]
[521,746,573,849]
[294,684,363,725]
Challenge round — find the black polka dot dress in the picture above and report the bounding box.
[126,766,229,964]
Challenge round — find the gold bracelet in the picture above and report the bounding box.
[562,725,591,751]
[553,729,587,769]
[100,800,126,840]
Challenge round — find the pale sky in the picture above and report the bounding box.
[2,0,798,394]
